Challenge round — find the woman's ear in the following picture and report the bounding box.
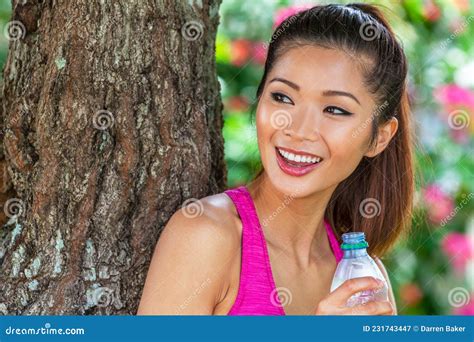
[365,117,399,158]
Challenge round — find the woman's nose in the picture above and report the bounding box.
[282,107,321,142]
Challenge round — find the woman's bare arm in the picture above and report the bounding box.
[137,206,239,315]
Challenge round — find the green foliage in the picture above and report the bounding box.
[217,0,474,315]
[0,0,12,73]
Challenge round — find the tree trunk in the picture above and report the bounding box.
[0,0,225,314]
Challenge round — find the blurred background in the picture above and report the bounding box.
[1,0,473,315]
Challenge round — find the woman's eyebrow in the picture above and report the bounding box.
[269,77,361,106]
[322,90,361,106]
[269,77,300,91]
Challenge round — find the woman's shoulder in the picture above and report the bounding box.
[138,192,242,314]
[162,191,242,261]
[172,191,240,232]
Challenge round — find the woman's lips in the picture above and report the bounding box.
[275,147,322,177]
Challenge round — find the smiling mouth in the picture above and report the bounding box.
[275,147,324,177]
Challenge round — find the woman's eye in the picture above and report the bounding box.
[325,106,353,116]
[271,92,294,105]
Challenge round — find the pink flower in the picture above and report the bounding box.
[453,295,474,315]
[230,39,252,67]
[450,128,470,144]
[434,84,474,111]
[225,96,249,113]
[441,232,474,274]
[434,84,474,141]
[251,42,267,65]
[449,18,469,35]
[273,5,312,28]
[399,283,423,307]
[422,0,441,22]
[452,0,470,13]
[422,184,454,225]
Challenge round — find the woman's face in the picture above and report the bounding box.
[256,45,395,197]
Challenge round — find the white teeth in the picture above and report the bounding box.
[278,148,321,164]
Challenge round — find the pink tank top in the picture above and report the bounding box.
[224,185,343,315]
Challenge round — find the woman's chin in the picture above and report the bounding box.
[265,167,319,198]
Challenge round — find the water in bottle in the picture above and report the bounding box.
[330,232,388,307]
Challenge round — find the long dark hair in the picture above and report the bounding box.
[254,3,414,257]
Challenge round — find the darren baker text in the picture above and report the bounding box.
[420,325,466,332]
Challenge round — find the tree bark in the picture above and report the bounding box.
[0,0,225,314]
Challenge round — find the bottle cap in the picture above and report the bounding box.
[341,232,369,250]
[341,241,369,250]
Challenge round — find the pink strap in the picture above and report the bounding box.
[324,219,343,263]
[224,186,284,315]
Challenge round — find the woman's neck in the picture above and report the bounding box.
[247,172,337,268]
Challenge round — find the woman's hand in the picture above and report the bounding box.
[315,276,394,315]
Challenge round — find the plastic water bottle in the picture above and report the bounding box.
[330,232,388,307]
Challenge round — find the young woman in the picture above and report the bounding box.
[138,3,413,315]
